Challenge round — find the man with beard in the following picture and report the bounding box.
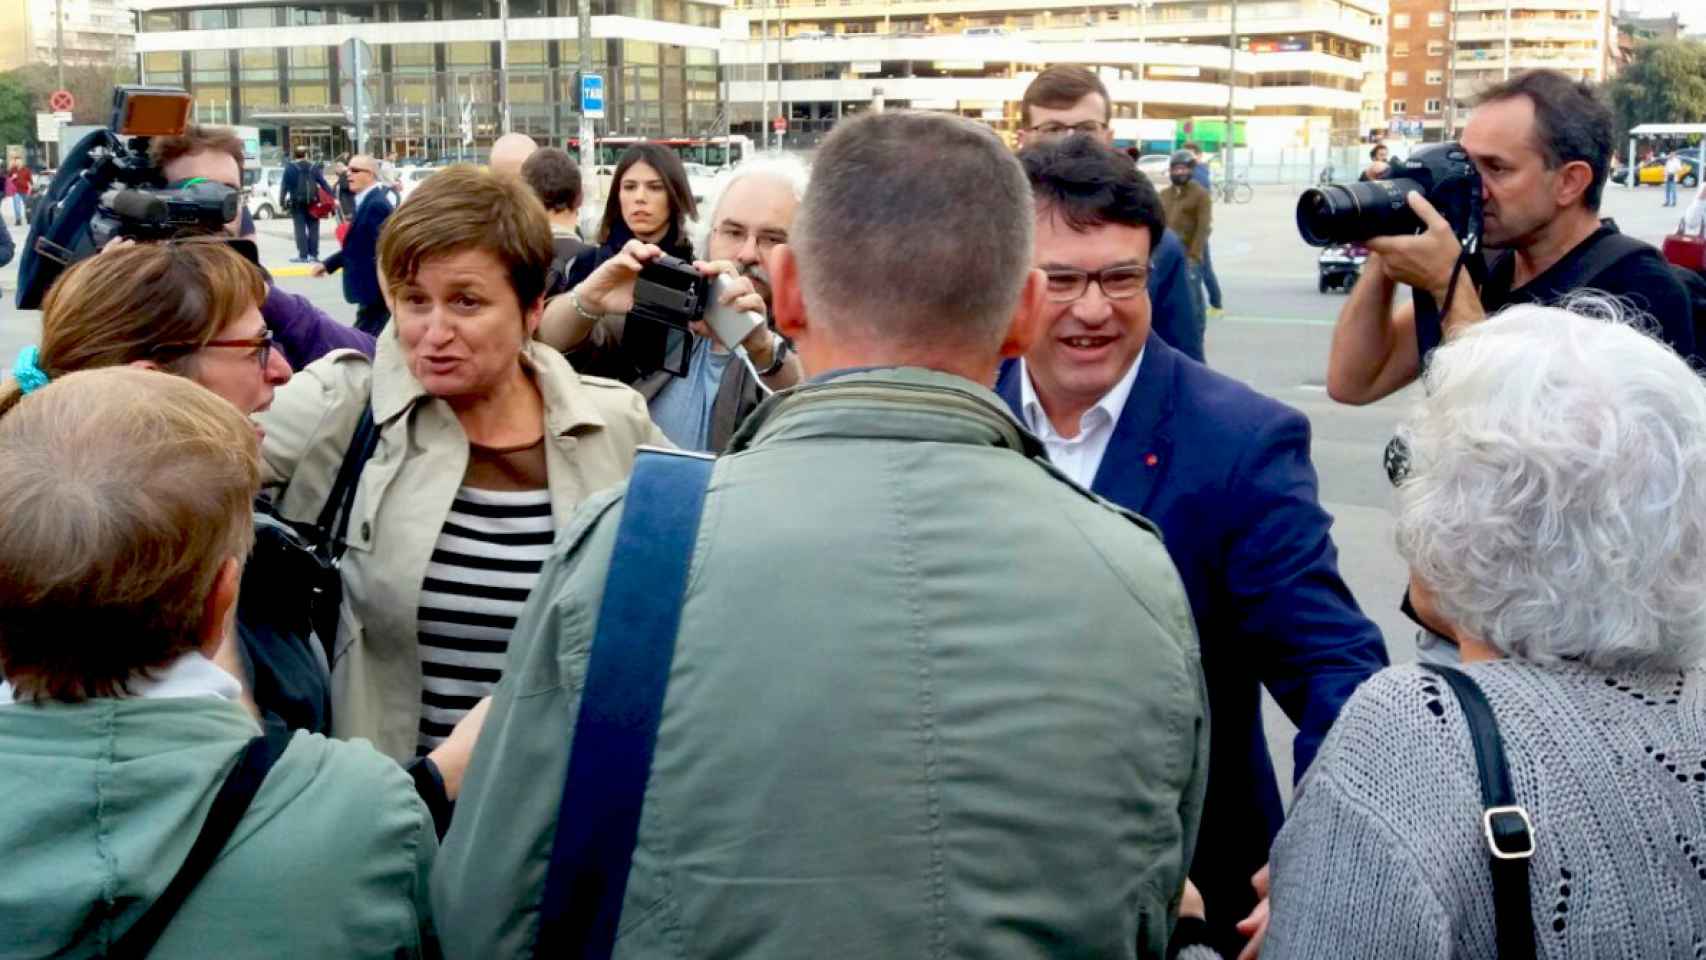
[1328,69,1695,404]
[537,155,807,451]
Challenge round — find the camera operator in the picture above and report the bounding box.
[539,155,806,452]
[1327,70,1696,405]
[148,126,375,368]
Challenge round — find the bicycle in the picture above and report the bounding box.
[1216,172,1254,204]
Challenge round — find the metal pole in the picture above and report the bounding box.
[577,0,592,175]
[353,45,365,155]
[1134,0,1145,120]
[1225,0,1237,184]
[55,0,64,91]
[499,0,511,133]
[761,0,770,150]
[1502,0,1511,81]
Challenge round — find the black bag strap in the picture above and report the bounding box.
[313,401,380,561]
[1417,663,1535,960]
[534,448,715,960]
[107,726,294,959]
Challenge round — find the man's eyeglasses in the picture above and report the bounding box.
[1044,265,1148,303]
[1030,121,1107,136]
[714,223,787,256]
[154,329,274,371]
[348,166,377,176]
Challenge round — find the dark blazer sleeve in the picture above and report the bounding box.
[1148,231,1205,363]
[0,217,14,269]
[1220,407,1389,780]
[279,164,296,206]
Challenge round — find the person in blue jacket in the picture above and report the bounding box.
[1001,134,1389,959]
[313,154,395,335]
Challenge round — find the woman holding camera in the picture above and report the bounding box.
[257,164,667,764]
[1263,302,1706,957]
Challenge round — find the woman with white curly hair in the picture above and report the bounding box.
[1262,300,1706,958]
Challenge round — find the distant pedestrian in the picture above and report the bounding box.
[5,159,30,226]
[312,154,394,335]
[1161,150,1213,329]
[1664,153,1684,207]
[280,146,332,263]
[1186,141,1224,317]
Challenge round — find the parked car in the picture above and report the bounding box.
[1136,153,1172,185]
[245,165,285,220]
[1613,154,1699,188]
[396,165,438,202]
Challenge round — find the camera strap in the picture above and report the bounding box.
[534,448,715,960]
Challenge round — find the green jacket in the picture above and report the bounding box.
[434,368,1210,958]
[0,696,437,958]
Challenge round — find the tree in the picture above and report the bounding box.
[0,73,33,149]
[1607,39,1706,144]
[7,61,137,125]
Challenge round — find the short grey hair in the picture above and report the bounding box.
[1394,298,1706,671]
[790,111,1034,350]
[692,153,811,259]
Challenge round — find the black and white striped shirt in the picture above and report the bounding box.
[416,486,553,755]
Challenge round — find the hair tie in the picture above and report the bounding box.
[11,346,50,395]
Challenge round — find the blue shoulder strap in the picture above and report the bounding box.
[534,448,715,959]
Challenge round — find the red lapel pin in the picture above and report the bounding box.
[1144,453,1160,467]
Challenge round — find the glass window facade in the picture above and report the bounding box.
[141,2,717,159]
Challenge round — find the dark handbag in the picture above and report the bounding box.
[1663,218,1706,273]
[1418,663,1536,960]
[300,403,381,662]
[104,726,293,958]
[534,449,715,959]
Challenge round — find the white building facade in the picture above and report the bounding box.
[720,0,1390,150]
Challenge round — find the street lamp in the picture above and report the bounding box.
[1133,0,1151,119]
[1225,0,1237,185]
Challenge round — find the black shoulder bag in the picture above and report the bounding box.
[304,403,382,660]
[105,726,294,959]
[1417,662,1536,960]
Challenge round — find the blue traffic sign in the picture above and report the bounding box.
[581,73,605,120]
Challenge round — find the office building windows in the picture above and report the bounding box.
[1392,13,1409,28]
[1427,11,1445,26]
[191,9,231,29]
[289,45,331,105]
[1427,39,1446,55]
[1425,98,1442,113]
[1391,99,1407,114]
[1391,70,1408,86]
[1392,41,1409,57]
[1425,69,1443,85]
[141,11,181,31]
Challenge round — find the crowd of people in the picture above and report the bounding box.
[1,65,1705,959]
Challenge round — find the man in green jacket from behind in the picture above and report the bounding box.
[434,110,1211,959]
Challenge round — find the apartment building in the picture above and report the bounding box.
[1,0,136,71]
[1384,0,1613,141]
[722,0,1390,149]
[129,0,727,161]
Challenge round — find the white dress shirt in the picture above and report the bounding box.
[1019,350,1144,489]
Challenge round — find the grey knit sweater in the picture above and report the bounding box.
[1264,661,1706,958]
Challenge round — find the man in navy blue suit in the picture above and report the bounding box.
[1000,136,1389,958]
[1019,66,1206,362]
[313,154,394,335]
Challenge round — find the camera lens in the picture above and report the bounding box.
[1295,179,1427,246]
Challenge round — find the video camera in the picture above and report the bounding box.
[622,254,764,378]
[15,86,244,309]
[1295,142,1483,250]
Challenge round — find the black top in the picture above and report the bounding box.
[1480,225,1695,357]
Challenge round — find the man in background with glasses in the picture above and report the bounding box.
[1018,65,1207,363]
[312,155,394,336]
[995,135,1387,960]
[538,156,806,452]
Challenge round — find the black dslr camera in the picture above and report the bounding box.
[1295,142,1483,250]
[16,86,244,309]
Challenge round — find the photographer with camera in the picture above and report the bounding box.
[151,126,376,366]
[1322,70,1696,405]
[540,153,805,452]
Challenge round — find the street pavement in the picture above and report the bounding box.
[0,179,1694,796]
